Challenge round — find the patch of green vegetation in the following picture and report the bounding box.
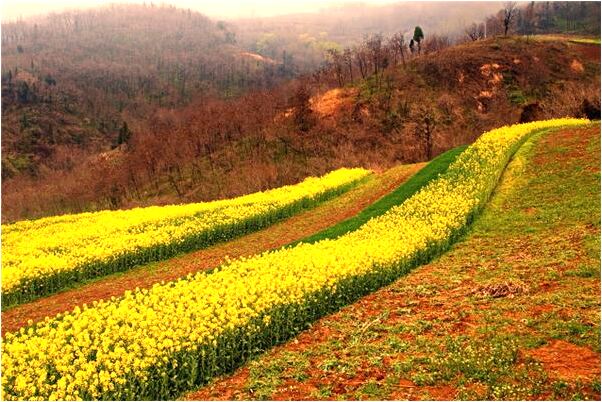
[570,38,601,45]
[320,357,358,376]
[386,335,409,352]
[410,334,548,399]
[288,145,467,246]
[565,263,600,278]
[508,89,528,105]
[1,154,34,179]
[355,380,386,399]
[245,359,286,399]
[313,384,333,399]
[583,233,601,260]
[550,379,597,400]
[548,317,599,349]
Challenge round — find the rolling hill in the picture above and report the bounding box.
[2,34,599,222]
[1,3,296,182]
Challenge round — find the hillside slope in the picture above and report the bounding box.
[1,4,295,179]
[3,37,599,223]
[0,119,592,400]
[186,123,600,400]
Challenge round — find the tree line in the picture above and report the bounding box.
[315,26,451,89]
[465,1,601,41]
[2,1,599,221]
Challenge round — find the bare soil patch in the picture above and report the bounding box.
[572,42,601,61]
[310,88,357,118]
[527,340,601,381]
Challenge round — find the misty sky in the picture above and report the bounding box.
[1,0,407,21]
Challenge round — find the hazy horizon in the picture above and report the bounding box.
[1,0,414,21]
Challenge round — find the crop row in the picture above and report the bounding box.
[1,168,370,308]
[1,118,589,400]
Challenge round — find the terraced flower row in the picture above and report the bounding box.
[1,168,370,308]
[1,119,589,401]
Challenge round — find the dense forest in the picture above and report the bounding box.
[1,1,600,221]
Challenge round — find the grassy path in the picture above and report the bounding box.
[185,124,600,401]
[2,162,426,335]
[288,146,467,246]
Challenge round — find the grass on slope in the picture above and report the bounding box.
[186,124,600,401]
[288,145,467,247]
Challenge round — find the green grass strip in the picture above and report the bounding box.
[569,38,601,45]
[287,144,468,247]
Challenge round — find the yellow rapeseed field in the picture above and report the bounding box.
[1,168,370,306]
[0,119,589,400]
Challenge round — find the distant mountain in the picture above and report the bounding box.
[234,1,504,45]
[231,2,504,71]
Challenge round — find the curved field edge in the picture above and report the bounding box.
[143,123,573,400]
[1,170,370,309]
[3,120,588,400]
[187,123,601,401]
[288,145,467,247]
[1,163,423,335]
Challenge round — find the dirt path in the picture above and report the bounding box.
[184,125,600,401]
[1,163,424,336]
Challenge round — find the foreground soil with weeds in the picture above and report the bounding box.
[185,124,600,401]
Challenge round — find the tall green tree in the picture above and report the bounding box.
[413,26,424,54]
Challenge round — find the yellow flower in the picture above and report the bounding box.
[1,119,589,400]
[1,167,370,303]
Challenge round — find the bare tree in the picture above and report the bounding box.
[292,82,314,132]
[465,22,485,41]
[415,106,437,161]
[502,2,517,36]
[366,34,385,76]
[389,32,406,66]
[520,1,536,34]
[327,48,344,86]
[422,34,451,54]
[354,45,369,79]
[342,48,354,82]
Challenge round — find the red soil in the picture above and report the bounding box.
[528,340,601,381]
[572,42,601,62]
